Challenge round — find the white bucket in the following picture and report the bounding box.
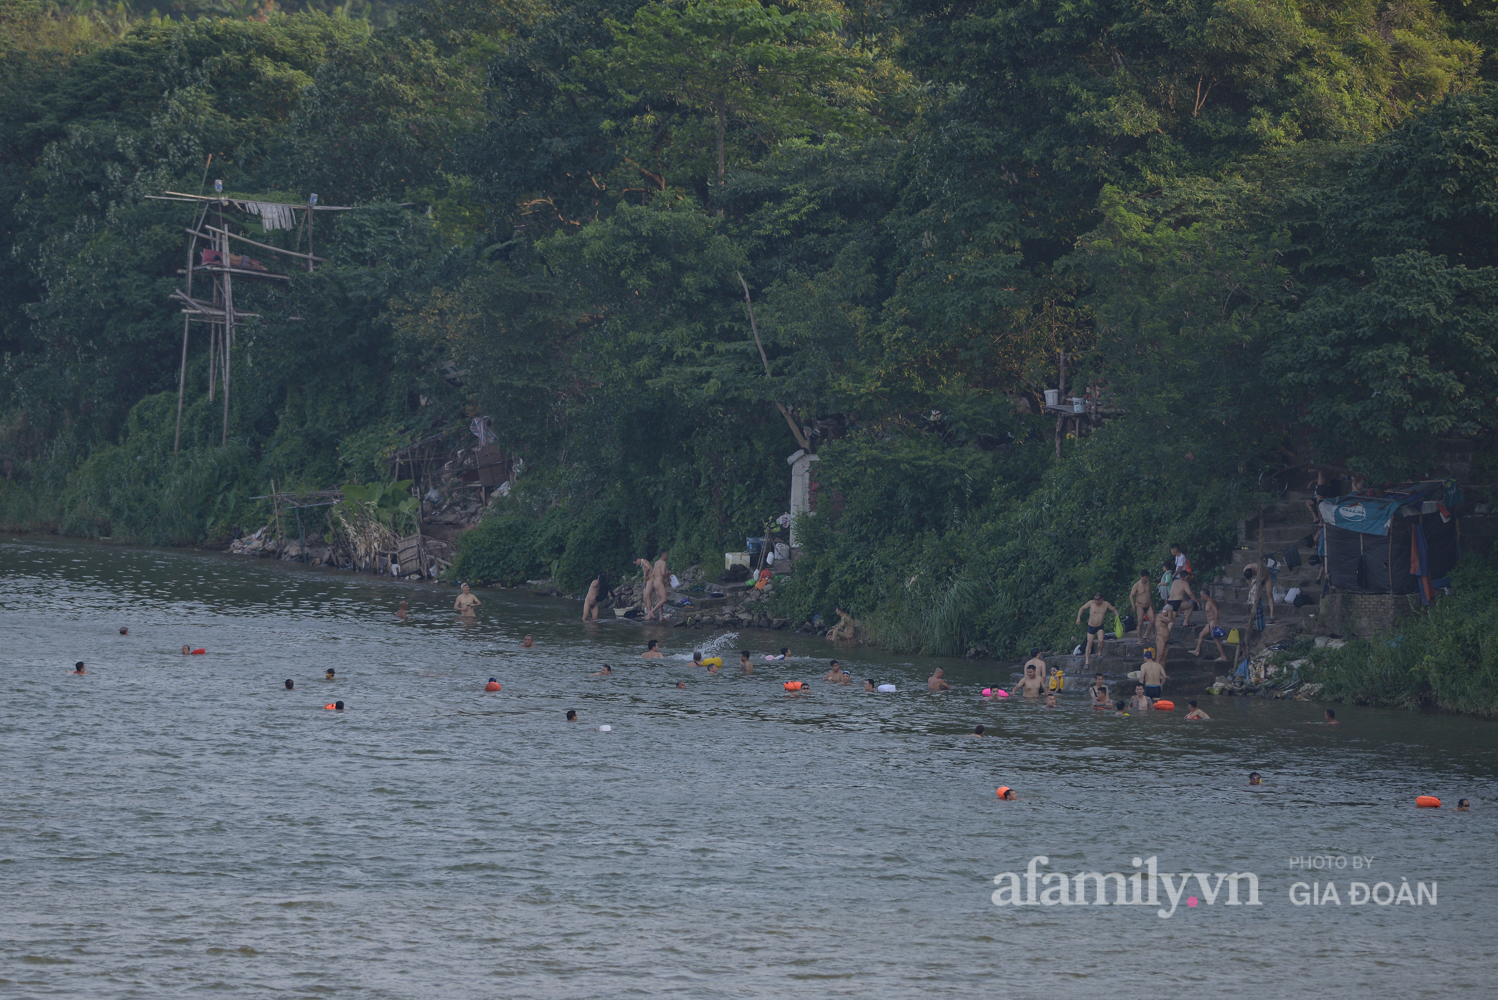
[1043,389,1060,407]
[1072,397,1086,413]
[725,552,751,569]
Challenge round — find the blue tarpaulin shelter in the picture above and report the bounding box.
[1319,481,1461,598]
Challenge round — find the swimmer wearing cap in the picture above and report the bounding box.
[591,664,612,676]
[642,639,663,659]
[71,661,86,674]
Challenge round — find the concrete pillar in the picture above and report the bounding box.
[787,449,819,547]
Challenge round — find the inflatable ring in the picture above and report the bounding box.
[702,656,722,668]
[1152,699,1176,711]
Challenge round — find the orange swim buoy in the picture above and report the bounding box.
[191,648,206,655]
[996,786,1015,800]
[324,703,336,710]
[1416,796,1441,809]
[485,681,502,692]
[783,681,803,691]
[1152,699,1176,711]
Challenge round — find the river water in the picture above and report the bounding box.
[2,536,1496,997]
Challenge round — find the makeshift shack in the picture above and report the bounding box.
[1319,481,1461,602]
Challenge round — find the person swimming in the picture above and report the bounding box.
[642,639,663,659]
[691,651,705,667]
[1113,700,1129,716]
[740,650,753,673]
[864,678,876,691]
[522,635,534,648]
[71,661,85,674]
[1044,693,1057,708]
[1248,772,1262,786]
[325,668,335,680]
[1458,798,1471,811]
[119,627,129,635]
[566,710,578,721]
[823,659,843,682]
[591,665,612,676]
[334,701,344,711]
[1324,709,1339,725]
[971,725,986,737]
[284,679,294,690]
[676,680,686,689]
[764,647,788,661]
[181,645,191,655]
[1184,699,1210,720]
[396,600,408,622]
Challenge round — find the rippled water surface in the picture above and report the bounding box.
[3,537,1497,998]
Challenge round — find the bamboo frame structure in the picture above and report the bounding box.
[149,191,351,453]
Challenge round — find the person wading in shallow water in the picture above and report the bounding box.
[454,583,482,617]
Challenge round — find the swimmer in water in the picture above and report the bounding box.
[971,725,986,737]
[642,639,663,659]
[1184,699,1210,720]
[591,665,612,676]
[1128,684,1151,713]
[1044,693,1057,708]
[454,582,482,617]
[740,650,753,674]
[325,668,335,681]
[997,787,1017,800]
[71,661,85,674]
[1113,700,1129,716]
[764,647,788,661]
[1015,664,1045,699]
[1248,772,1262,786]
[334,701,344,711]
[1089,673,1108,706]
[1324,709,1339,725]
[119,627,129,635]
[181,645,192,655]
[839,670,852,685]
[864,678,876,692]
[396,601,408,622]
[691,651,705,667]
[522,635,534,648]
[676,680,686,689]
[566,710,578,721]
[1458,798,1470,811]
[928,667,951,692]
[284,679,294,690]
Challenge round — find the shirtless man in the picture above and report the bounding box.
[522,635,534,647]
[827,607,856,641]
[823,659,844,683]
[928,667,952,692]
[642,639,664,658]
[739,649,753,674]
[1153,604,1176,657]
[454,582,482,617]
[1138,650,1168,701]
[1184,699,1210,720]
[1167,571,1197,627]
[1128,684,1151,712]
[396,600,408,622]
[1191,588,1227,660]
[1128,569,1154,639]
[647,552,671,621]
[1015,664,1045,698]
[583,572,610,621]
[1076,593,1119,669]
[634,557,658,616]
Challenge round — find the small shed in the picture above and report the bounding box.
[1320,481,1461,600]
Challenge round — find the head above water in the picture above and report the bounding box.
[973,725,985,735]
[865,678,875,690]
[284,679,294,690]
[1248,772,1262,785]
[326,668,335,679]
[1458,798,1470,810]
[692,651,703,661]
[780,647,789,656]
[676,680,686,689]
[600,665,611,674]
[74,661,85,672]
[334,701,344,710]
[566,710,577,721]
[119,627,129,635]
[181,645,191,655]
[1325,709,1337,720]
[1115,701,1126,711]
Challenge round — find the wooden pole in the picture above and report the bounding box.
[306,204,315,273]
[174,313,189,455]
[222,265,233,446]
[1054,350,1068,461]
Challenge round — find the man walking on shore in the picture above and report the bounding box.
[1076,592,1119,669]
[1128,569,1153,639]
[1191,588,1227,660]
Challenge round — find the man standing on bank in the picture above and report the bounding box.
[1076,592,1120,670]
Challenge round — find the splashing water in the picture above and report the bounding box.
[671,631,740,660]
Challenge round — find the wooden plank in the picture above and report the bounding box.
[197,227,326,262]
